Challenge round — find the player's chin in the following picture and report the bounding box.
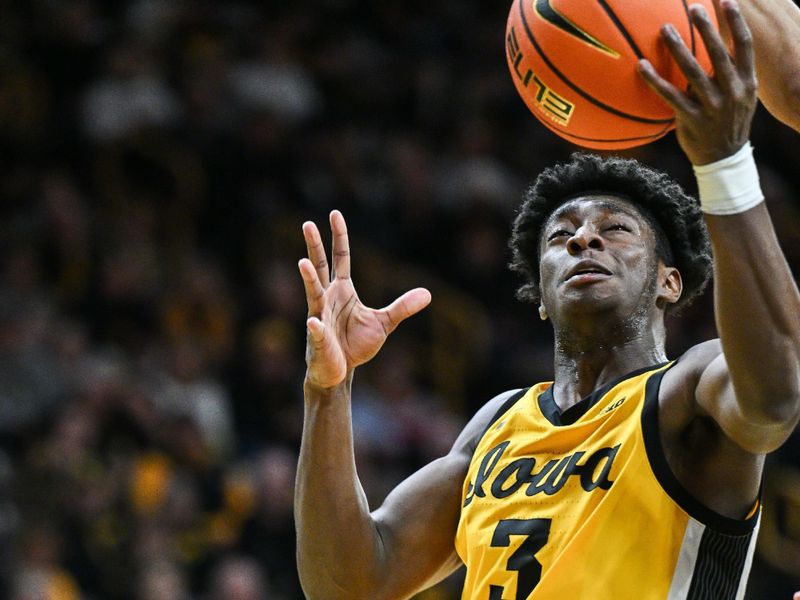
[558,285,623,312]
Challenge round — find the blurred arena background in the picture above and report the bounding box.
[0,0,799,598]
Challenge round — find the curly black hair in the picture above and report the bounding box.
[509,152,712,311]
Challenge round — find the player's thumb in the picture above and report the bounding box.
[381,288,432,334]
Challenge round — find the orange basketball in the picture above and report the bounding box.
[506,0,718,149]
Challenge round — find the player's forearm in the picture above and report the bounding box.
[739,0,800,132]
[706,206,800,423]
[295,375,387,599]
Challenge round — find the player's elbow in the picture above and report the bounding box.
[788,101,800,133]
[297,551,390,600]
[784,67,800,108]
[297,568,373,600]
[781,91,800,132]
[770,72,800,132]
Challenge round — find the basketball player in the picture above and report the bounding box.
[295,1,800,598]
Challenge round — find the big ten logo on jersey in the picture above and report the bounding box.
[506,26,575,126]
[603,396,626,413]
[463,440,620,507]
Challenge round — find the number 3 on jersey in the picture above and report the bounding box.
[488,518,551,600]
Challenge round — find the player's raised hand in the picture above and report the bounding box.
[298,210,432,390]
[638,0,757,165]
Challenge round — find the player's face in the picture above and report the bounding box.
[537,195,664,322]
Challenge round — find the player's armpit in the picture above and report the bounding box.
[661,339,798,455]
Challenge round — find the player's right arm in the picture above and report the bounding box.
[717,0,800,132]
[294,210,506,599]
[298,376,514,599]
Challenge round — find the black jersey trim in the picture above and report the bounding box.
[537,362,669,426]
[641,367,761,536]
[479,388,530,441]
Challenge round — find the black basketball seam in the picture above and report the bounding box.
[535,113,674,143]
[594,0,644,59]
[680,0,697,55]
[518,0,675,124]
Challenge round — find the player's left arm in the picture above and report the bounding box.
[640,0,800,453]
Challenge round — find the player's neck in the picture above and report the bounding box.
[550,329,666,412]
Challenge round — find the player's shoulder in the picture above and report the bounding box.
[665,338,724,383]
[659,338,724,420]
[450,388,528,460]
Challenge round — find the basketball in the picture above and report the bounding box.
[506,0,719,149]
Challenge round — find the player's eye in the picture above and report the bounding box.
[604,223,631,233]
[547,229,572,241]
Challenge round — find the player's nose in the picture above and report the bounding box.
[567,226,604,255]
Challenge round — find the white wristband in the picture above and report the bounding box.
[692,142,765,215]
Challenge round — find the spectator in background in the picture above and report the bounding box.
[137,560,191,600]
[208,555,271,600]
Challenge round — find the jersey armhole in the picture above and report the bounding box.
[468,388,529,457]
[640,368,761,536]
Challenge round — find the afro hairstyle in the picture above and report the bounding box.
[508,152,712,311]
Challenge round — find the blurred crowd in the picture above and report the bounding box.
[0,0,799,598]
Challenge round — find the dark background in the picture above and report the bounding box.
[0,0,799,598]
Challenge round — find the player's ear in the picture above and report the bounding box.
[656,263,682,309]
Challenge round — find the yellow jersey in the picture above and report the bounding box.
[455,362,760,600]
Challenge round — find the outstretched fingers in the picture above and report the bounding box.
[638,58,695,114]
[379,288,432,335]
[690,4,737,92]
[641,3,755,113]
[299,258,326,317]
[663,19,715,104]
[721,0,755,83]
[330,210,351,280]
[303,221,330,288]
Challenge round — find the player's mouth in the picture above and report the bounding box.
[564,260,612,283]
